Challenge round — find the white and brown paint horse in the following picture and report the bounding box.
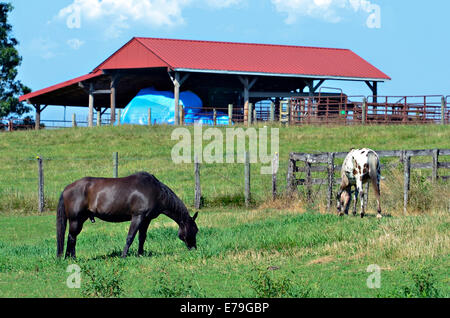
[336,148,382,218]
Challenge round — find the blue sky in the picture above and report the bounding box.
[9,0,450,123]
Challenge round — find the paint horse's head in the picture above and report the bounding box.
[178,212,199,250]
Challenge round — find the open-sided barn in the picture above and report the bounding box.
[19,37,391,128]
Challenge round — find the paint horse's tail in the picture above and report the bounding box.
[368,151,382,216]
[56,192,67,258]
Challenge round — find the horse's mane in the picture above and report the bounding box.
[135,172,190,223]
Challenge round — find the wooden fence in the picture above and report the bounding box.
[287,149,450,214]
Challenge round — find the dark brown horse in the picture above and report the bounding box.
[57,172,198,258]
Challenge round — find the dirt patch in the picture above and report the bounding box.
[308,255,335,265]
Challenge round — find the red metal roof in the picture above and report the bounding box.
[93,37,390,81]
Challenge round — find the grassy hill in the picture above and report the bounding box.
[0,124,449,298]
[0,124,449,214]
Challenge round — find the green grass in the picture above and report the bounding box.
[0,124,449,298]
[0,209,448,297]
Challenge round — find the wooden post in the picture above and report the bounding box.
[118,110,121,126]
[305,158,312,203]
[148,108,152,126]
[403,153,411,215]
[248,103,253,126]
[113,152,118,178]
[327,152,335,212]
[174,72,180,125]
[245,151,251,207]
[179,104,184,126]
[432,149,439,183]
[97,110,101,127]
[287,100,292,125]
[8,119,13,132]
[88,83,94,128]
[37,156,44,213]
[228,104,233,125]
[270,102,275,123]
[194,155,202,209]
[72,113,77,127]
[110,76,118,125]
[286,158,296,195]
[35,105,41,130]
[441,96,446,125]
[362,97,367,125]
[213,109,217,126]
[272,152,279,200]
[253,107,257,124]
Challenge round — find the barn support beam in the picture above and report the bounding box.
[88,83,94,128]
[365,81,378,103]
[110,75,120,125]
[169,72,190,125]
[239,76,257,125]
[32,104,48,130]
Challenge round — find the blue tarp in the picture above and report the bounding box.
[120,87,231,125]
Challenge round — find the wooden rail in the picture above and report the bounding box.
[287,149,450,214]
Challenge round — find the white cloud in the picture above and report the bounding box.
[67,38,85,50]
[270,0,379,24]
[58,0,191,33]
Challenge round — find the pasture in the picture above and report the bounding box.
[0,124,449,298]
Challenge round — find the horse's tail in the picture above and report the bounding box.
[56,192,67,258]
[368,152,381,195]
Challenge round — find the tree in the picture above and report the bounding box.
[0,2,30,118]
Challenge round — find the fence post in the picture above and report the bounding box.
[194,155,202,209]
[327,152,335,212]
[441,97,446,125]
[213,109,217,126]
[248,103,253,126]
[72,113,77,127]
[432,149,439,183]
[118,110,121,126]
[270,102,275,123]
[305,157,312,203]
[37,156,44,213]
[287,101,291,126]
[272,152,279,200]
[253,108,257,124]
[228,104,233,126]
[245,151,251,207]
[97,110,101,127]
[403,152,410,215]
[113,152,118,178]
[148,108,152,126]
[8,119,13,132]
[362,97,367,125]
[286,157,296,196]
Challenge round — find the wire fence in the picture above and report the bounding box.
[0,152,287,213]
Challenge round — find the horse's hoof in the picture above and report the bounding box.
[360,214,365,218]
[376,214,383,219]
[338,212,345,217]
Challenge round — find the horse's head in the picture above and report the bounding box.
[178,212,199,250]
[336,189,351,215]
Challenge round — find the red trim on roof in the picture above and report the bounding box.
[19,71,103,102]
